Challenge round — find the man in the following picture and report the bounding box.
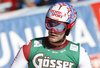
[11,2,92,68]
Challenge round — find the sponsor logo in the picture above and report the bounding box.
[33,53,74,68]
[34,40,42,47]
[50,10,65,18]
[51,10,62,15]
[60,49,66,53]
[70,44,78,52]
[45,47,66,53]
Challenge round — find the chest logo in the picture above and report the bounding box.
[32,53,74,68]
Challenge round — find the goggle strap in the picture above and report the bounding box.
[68,22,75,29]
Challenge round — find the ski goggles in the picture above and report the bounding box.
[45,18,75,33]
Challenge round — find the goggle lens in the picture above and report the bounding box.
[45,18,67,33]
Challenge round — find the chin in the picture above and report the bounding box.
[48,37,58,43]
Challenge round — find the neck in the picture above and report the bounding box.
[43,37,69,50]
[49,35,66,46]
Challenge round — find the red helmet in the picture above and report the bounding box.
[45,2,77,35]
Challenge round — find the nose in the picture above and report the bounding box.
[51,30,55,32]
[49,29,57,34]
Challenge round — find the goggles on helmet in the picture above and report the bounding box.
[45,18,75,33]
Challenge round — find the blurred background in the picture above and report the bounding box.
[0,0,100,68]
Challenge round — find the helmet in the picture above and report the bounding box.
[45,2,77,36]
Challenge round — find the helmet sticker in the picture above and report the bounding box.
[46,2,76,23]
[58,2,66,10]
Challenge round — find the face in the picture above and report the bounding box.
[48,30,65,43]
